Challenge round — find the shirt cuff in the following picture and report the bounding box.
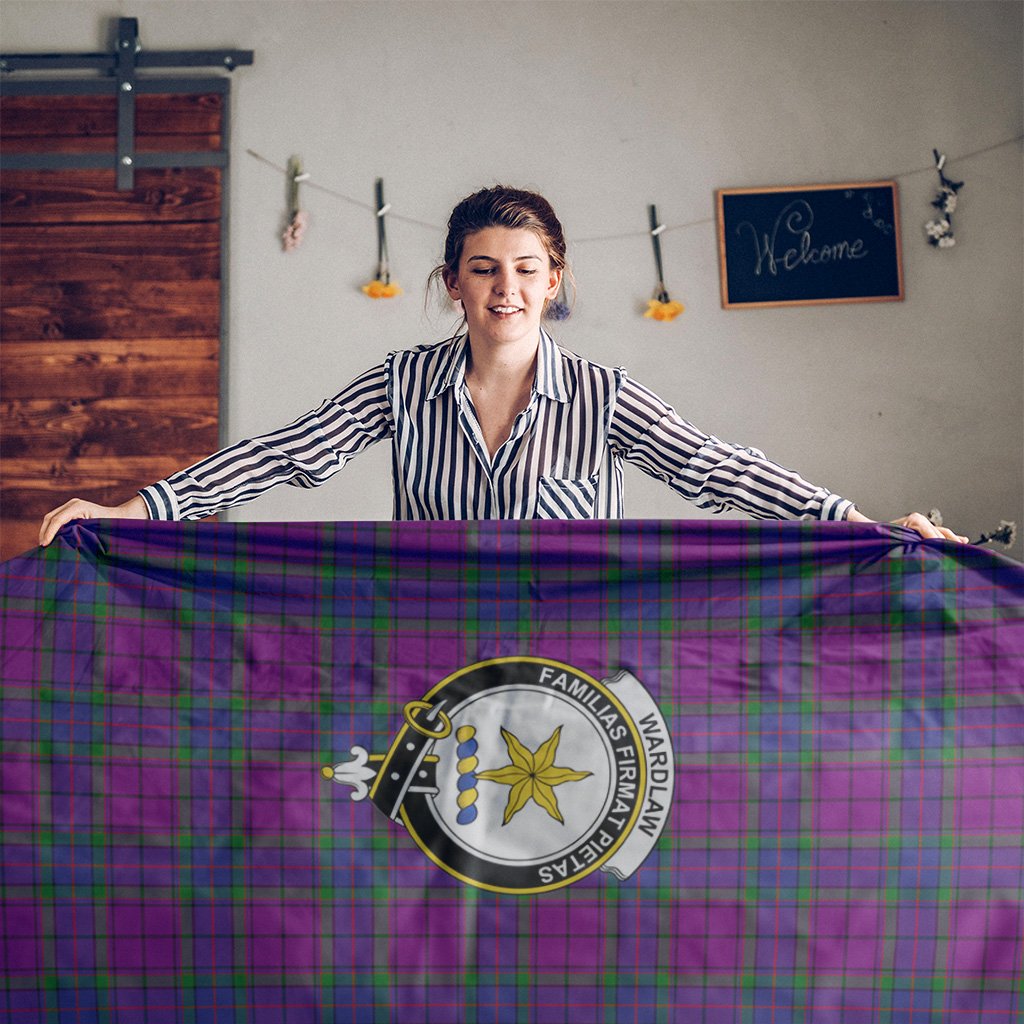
[138,480,180,521]
[820,493,856,521]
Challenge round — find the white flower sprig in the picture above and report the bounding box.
[973,521,1017,548]
[924,150,963,249]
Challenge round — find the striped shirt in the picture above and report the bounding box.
[139,331,854,522]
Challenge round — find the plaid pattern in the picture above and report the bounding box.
[1,519,1022,1024]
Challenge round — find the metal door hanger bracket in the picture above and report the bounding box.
[115,18,139,189]
[1,17,254,190]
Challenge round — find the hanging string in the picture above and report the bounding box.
[887,134,1020,183]
[246,149,439,231]
[246,132,1023,245]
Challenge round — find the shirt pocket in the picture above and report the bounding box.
[534,475,599,519]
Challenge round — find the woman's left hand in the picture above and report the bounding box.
[847,508,969,543]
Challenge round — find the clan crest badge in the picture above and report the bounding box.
[323,657,674,894]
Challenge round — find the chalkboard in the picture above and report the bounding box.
[716,181,904,309]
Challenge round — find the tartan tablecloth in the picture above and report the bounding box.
[1,519,1022,1023]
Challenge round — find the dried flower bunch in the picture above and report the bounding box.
[924,150,963,249]
[546,277,572,322]
[932,510,1016,548]
[644,204,685,323]
[644,297,685,322]
[282,210,308,252]
[362,279,402,299]
[974,521,1017,548]
[282,156,309,253]
[363,178,402,299]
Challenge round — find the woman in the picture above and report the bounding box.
[39,186,967,544]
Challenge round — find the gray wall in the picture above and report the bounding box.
[5,0,1022,556]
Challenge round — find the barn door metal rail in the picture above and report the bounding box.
[1,17,253,188]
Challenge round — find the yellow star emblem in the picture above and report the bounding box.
[476,726,592,825]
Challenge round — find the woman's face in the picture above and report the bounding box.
[445,227,561,350]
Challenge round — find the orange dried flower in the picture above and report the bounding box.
[361,280,402,299]
[643,299,685,322]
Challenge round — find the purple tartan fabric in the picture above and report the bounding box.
[1,519,1022,1024]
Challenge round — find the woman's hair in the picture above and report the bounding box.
[428,185,573,320]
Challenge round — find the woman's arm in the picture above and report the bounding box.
[38,361,393,545]
[609,375,968,542]
[609,375,852,520]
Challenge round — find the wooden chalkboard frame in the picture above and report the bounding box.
[716,181,904,309]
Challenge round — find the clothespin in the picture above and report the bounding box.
[287,156,310,218]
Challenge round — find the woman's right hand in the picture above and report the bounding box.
[39,494,150,547]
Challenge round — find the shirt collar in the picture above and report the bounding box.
[535,328,571,403]
[426,329,570,403]
[426,334,470,399]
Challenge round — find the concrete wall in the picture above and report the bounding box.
[4,0,1022,556]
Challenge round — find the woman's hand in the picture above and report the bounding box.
[39,494,150,548]
[847,508,969,543]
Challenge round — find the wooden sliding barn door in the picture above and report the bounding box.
[0,18,251,562]
[0,92,223,559]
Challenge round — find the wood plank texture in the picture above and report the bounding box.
[2,519,47,561]
[2,397,219,459]
[1,452,221,560]
[2,223,219,283]
[2,279,219,340]
[1,339,219,398]
[0,92,222,555]
[0,94,223,137]
[2,456,201,520]
[0,134,223,154]
[1,168,222,224]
